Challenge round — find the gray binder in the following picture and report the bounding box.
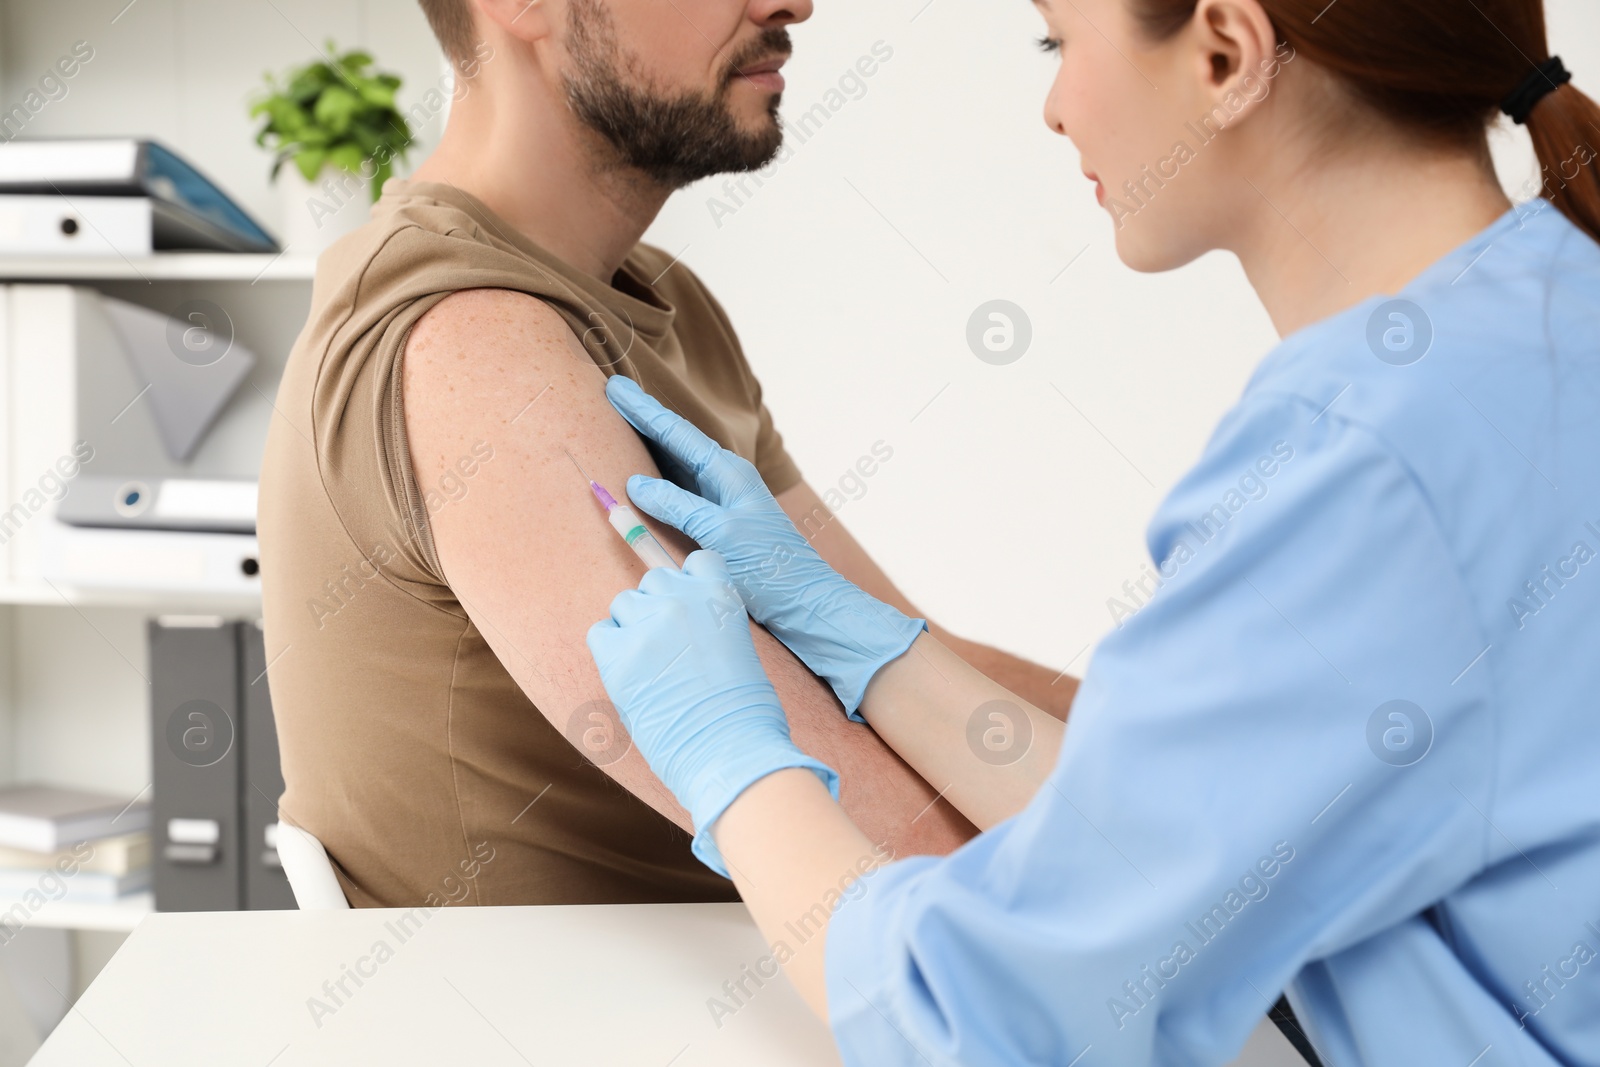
[239,620,296,910]
[149,617,242,911]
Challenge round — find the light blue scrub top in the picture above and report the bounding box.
[827,202,1600,1066]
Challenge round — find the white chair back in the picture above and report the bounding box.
[274,821,350,910]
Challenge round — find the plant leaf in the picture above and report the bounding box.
[356,81,395,108]
[370,159,392,201]
[312,85,361,135]
[327,142,366,175]
[255,43,412,188]
[287,66,333,104]
[294,147,327,182]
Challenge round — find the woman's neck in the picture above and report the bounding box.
[1230,144,1513,338]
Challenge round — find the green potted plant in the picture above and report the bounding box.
[251,41,414,251]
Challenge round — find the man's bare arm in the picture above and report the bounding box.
[777,481,1080,719]
[403,289,974,858]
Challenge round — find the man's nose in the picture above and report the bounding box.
[749,0,814,28]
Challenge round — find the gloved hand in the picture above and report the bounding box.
[586,549,839,876]
[606,374,926,720]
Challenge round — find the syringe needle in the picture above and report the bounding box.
[563,447,592,483]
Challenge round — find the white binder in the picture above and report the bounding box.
[0,195,155,257]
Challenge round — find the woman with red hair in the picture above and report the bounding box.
[589,1,1600,1063]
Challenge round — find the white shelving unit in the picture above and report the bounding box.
[0,582,262,611]
[0,247,314,948]
[0,253,318,283]
[0,4,455,992]
[0,2,451,1050]
[0,251,308,934]
[0,251,309,1055]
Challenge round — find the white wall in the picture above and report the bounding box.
[643,0,1600,674]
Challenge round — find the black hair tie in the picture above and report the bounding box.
[1501,55,1572,125]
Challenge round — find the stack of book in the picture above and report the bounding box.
[0,784,152,906]
[0,137,279,256]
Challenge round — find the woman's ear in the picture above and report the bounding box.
[1188,0,1280,127]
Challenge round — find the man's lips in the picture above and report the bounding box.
[735,55,788,92]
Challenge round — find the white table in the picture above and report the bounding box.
[30,903,844,1066]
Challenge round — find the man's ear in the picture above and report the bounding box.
[1188,0,1280,125]
[474,0,559,42]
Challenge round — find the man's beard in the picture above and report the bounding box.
[562,0,790,189]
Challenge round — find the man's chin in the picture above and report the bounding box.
[728,93,783,130]
[747,108,786,146]
[744,131,786,172]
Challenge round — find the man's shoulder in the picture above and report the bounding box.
[406,287,576,366]
[289,189,597,390]
[317,191,536,307]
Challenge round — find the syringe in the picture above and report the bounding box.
[565,449,678,571]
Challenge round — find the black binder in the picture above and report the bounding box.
[148,617,243,911]
[239,620,296,910]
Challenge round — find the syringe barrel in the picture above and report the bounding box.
[607,504,678,570]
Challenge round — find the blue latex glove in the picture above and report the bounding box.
[606,375,926,720]
[586,549,839,876]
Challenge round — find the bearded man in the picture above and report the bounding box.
[257,0,1074,907]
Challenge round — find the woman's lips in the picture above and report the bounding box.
[1086,172,1105,205]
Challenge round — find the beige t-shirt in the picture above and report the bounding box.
[258,178,801,907]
